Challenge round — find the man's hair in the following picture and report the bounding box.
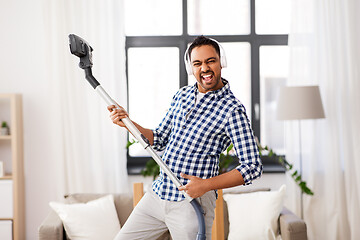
[187,35,221,61]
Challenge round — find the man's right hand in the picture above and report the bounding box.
[107,105,129,128]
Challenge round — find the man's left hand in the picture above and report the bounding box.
[178,173,209,198]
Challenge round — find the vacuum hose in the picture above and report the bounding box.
[69,34,206,240]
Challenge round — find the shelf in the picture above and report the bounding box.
[0,135,11,140]
[0,93,24,240]
[0,175,12,180]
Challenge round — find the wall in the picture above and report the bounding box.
[0,1,63,239]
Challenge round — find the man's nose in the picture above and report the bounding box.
[201,63,210,72]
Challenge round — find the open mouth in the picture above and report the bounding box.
[201,73,213,83]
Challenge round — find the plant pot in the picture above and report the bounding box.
[0,127,9,136]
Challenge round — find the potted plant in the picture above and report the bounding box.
[218,142,313,195]
[129,140,314,196]
[257,143,314,195]
[1,121,9,136]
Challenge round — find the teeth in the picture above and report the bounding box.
[203,74,212,78]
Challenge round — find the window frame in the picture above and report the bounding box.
[125,0,288,174]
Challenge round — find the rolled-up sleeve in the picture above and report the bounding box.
[225,108,263,185]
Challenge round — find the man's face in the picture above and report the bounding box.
[190,45,223,93]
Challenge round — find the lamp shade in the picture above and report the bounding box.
[277,86,325,120]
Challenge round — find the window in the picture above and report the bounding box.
[124,0,182,36]
[127,47,179,157]
[125,0,289,174]
[187,0,250,35]
[260,46,289,155]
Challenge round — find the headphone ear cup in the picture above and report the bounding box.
[185,60,193,75]
[184,50,193,75]
[220,55,227,68]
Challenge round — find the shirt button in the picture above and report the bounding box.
[174,142,178,146]
[182,126,186,129]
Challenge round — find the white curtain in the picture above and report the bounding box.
[42,0,129,195]
[286,0,360,239]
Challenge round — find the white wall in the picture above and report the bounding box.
[0,1,63,239]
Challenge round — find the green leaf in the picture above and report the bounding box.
[226,144,234,154]
[268,149,274,157]
[255,142,315,196]
[126,140,137,149]
[141,159,160,180]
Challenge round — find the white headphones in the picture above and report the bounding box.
[184,38,227,75]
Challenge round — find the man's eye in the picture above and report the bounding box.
[193,63,201,67]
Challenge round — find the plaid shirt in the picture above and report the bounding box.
[152,79,263,201]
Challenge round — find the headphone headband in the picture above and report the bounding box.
[184,37,227,75]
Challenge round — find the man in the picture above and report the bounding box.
[109,36,262,240]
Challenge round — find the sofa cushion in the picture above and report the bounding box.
[223,185,286,240]
[49,194,120,240]
[65,193,133,227]
[222,187,271,237]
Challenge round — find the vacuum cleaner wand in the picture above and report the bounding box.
[68,34,206,240]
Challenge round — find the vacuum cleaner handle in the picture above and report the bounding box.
[69,34,206,240]
[95,84,192,201]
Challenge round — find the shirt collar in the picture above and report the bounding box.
[193,78,230,99]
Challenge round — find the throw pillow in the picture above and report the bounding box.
[49,194,120,240]
[223,185,286,240]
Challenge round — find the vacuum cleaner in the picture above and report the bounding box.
[68,34,206,240]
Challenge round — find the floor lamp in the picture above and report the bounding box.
[276,86,325,219]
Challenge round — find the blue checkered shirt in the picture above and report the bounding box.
[151,79,263,201]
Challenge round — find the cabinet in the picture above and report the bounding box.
[0,94,24,240]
